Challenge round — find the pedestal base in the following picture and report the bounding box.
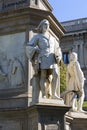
[28,103,70,130]
[31,98,64,106]
[66,111,87,130]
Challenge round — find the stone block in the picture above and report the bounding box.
[66,111,87,130]
[28,103,70,130]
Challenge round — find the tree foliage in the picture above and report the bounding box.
[60,60,67,93]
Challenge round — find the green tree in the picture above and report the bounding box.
[60,60,67,93]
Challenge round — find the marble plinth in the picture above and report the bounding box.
[28,103,70,130]
[65,111,87,130]
[31,98,64,106]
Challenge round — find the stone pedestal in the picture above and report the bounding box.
[28,102,70,130]
[65,111,87,130]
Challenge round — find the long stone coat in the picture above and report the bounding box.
[66,60,85,106]
[26,33,62,70]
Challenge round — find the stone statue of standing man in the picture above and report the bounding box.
[26,19,62,102]
[66,52,85,112]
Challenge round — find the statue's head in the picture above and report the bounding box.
[37,19,50,33]
[70,52,78,62]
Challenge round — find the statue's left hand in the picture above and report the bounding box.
[35,46,40,53]
[55,56,61,66]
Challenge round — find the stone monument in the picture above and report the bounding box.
[0,0,70,130]
[65,52,87,130]
[26,19,70,130]
[26,19,62,103]
[66,52,85,112]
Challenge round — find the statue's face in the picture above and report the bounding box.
[70,52,77,61]
[42,22,49,33]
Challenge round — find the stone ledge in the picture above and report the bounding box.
[38,98,64,105]
[66,111,87,119]
[30,98,65,107]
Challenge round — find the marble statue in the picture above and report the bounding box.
[66,52,85,112]
[26,19,62,102]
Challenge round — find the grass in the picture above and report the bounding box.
[83,101,87,108]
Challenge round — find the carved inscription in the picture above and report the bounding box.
[0,0,38,11]
[1,0,27,10]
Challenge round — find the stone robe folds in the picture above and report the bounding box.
[26,33,62,101]
[66,60,85,106]
[26,34,62,70]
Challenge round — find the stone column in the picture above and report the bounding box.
[79,34,84,67]
[73,35,79,54]
[80,43,84,67]
[73,34,84,67]
[72,44,78,54]
[84,45,87,67]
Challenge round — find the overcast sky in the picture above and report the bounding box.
[48,0,87,22]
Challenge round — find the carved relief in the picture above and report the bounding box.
[0,49,9,88]
[0,32,26,89]
[0,52,7,81]
[8,57,25,87]
[1,0,28,11]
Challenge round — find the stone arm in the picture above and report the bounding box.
[26,35,39,61]
[66,67,71,90]
[54,39,62,65]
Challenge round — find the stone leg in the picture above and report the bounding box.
[45,76,52,98]
[77,90,85,111]
[51,67,60,98]
[72,97,77,111]
[40,69,47,98]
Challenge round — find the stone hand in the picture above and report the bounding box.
[35,46,40,53]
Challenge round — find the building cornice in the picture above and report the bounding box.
[42,0,53,11]
[0,7,65,38]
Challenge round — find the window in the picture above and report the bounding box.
[63,52,69,64]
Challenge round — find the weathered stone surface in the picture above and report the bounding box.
[28,103,70,130]
[0,0,65,130]
[66,111,87,130]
